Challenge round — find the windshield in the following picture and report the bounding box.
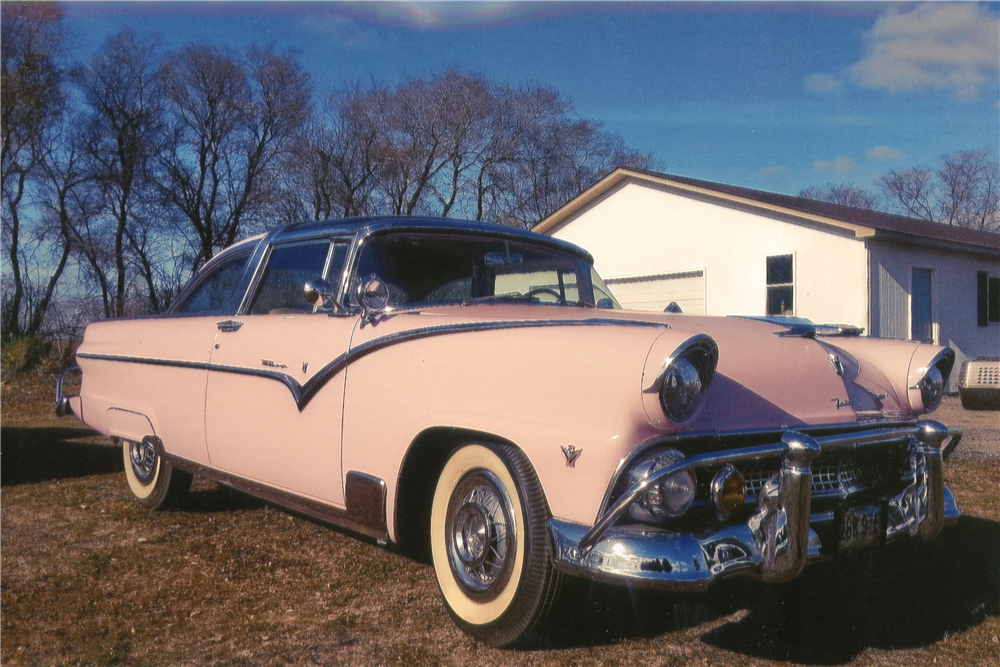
[351,233,621,309]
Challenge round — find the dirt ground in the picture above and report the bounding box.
[2,375,998,667]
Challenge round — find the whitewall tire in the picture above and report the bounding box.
[121,437,192,510]
[430,442,561,647]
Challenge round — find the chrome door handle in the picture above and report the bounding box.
[217,320,243,332]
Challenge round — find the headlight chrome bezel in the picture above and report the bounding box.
[908,348,955,413]
[648,334,719,423]
[626,448,696,522]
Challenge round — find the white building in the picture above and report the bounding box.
[534,168,1000,388]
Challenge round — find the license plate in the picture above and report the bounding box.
[840,504,884,550]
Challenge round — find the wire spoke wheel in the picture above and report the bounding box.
[430,442,562,647]
[446,471,516,600]
[129,438,158,484]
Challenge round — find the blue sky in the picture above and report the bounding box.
[60,2,999,197]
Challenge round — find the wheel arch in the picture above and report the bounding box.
[105,407,157,443]
[393,426,528,553]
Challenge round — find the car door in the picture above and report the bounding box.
[204,237,357,505]
[128,245,257,465]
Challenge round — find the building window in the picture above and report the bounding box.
[992,277,1000,323]
[978,271,1000,325]
[911,267,934,344]
[766,254,794,316]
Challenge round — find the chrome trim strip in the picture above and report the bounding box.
[345,471,388,535]
[164,453,390,542]
[641,333,718,394]
[76,317,666,412]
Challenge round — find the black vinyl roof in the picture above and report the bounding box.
[272,216,594,260]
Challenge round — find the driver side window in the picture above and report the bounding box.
[249,240,346,315]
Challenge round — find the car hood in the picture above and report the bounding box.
[645,314,917,432]
[403,304,925,432]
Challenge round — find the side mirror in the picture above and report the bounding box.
[357,274,389,316]
[303,278,345,313]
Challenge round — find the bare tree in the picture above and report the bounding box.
[75,30,168,316]
[878,167,939,222]
[877,149,999,232]
[1,2,66,340]
[798,183,881,210]
[158,44,311,271]
[938,149,999,231]
[290,84,389,221]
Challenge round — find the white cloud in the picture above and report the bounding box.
[815,157,856,174]
[804,74,842,95]
[866,146,904,160]
[849,3,1000,101]
[758,166,788,178]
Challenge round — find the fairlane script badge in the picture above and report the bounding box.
[561,444,583,467]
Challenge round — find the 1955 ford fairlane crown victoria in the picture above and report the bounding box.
[56,216,962,646]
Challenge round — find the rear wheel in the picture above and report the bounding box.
[430,442,561,647]
[121,437,191,510]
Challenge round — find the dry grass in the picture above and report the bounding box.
[2,376,998,667]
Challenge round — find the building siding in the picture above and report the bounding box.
[867,239,1000,390]
[550,181,870,327]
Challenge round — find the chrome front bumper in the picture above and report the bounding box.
[548,420,962,591]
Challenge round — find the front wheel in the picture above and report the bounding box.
[430,442,561,647]
[121,437,192,510]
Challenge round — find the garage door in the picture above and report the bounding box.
[606,269,706,314]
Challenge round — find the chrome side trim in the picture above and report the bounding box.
[345,471,388,535]
[76,317,665,412]
[55,363,82,416]
[164,453,390,542]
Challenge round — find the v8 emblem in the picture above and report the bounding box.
[561,444,583,467]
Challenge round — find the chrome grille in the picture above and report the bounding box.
[737,443,909,499]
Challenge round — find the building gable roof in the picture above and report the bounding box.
[534,168,1000,254]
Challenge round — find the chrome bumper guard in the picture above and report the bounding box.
[54,363,81,417]
[549,420,962,591]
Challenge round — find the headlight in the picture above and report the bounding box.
[627,449,696,522]
[660,356,704,421]
[908,347,955,413]
[917,364,945,411]
[654,335,718,423]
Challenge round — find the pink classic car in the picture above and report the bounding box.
[56,217,962,646]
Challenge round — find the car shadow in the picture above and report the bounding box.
[1,426,120,486]
[181,485,267,513]
[537,516,1000,662]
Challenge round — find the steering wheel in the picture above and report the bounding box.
[523,287,563,302]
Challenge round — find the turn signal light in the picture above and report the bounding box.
[711,465,745,518]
